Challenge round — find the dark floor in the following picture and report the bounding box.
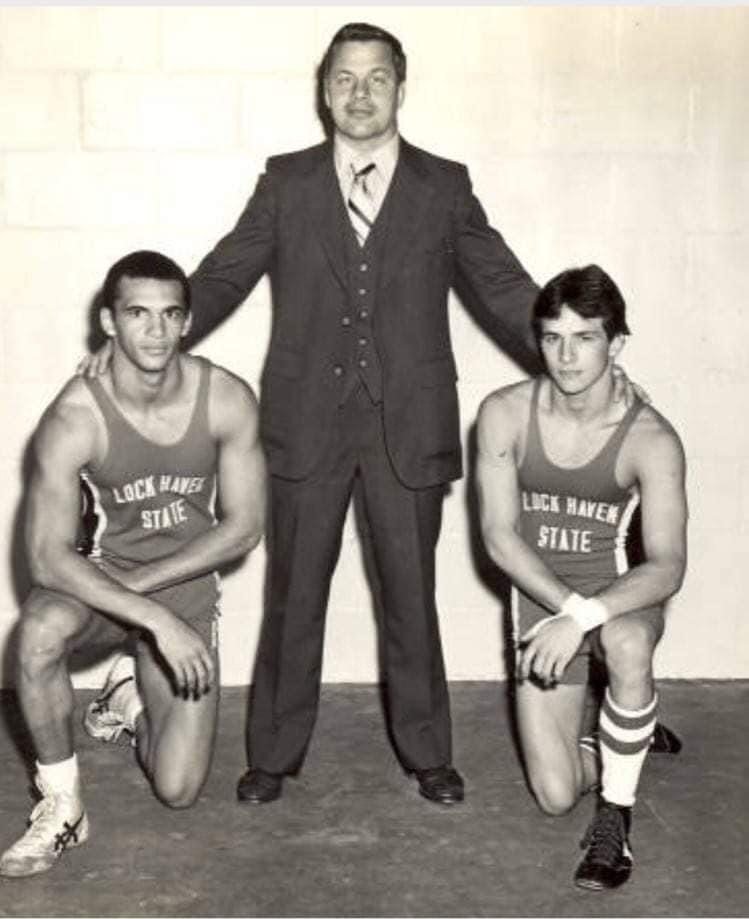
[0,681,746,918]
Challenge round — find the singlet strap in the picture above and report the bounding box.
[522,377,545,465]
[187,357,212,440]
[83,374,121,432]
[81,356,212,450]
[595,395,645,468]
[522,377,644,475]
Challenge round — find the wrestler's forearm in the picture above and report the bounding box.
[483,526,571,614]
[594,557,686,618]
[113,517,263,595]
[30,546,176,634]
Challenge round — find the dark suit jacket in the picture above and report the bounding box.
[188,138,539,488]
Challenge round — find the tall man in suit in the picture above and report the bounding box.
[193,22,542,805]
[89,22,541,805]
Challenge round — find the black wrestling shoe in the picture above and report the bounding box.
[236,768,283,804]
[574,798,633,891]
[649,722,682,754]
[414,765,465,805]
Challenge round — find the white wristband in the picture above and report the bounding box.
[559,592,609,633]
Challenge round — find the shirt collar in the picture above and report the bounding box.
[333,133,400,187]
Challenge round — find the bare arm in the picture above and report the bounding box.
[477,387,588,684]
[27,383,215,694]
[109,368,266,595]
[513,410,688,684]
[595,418,688,614]
[476,389,571,613]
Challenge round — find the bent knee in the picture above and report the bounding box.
[153,774,203,810]
[18,591,85,663]
[600,616,658,668]
[530,776,578,817]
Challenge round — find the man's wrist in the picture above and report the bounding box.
[559,592,609,633]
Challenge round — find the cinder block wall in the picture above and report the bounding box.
[1,7,747,685]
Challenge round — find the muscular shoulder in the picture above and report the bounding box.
[204,360,259,437]
[478,380,533,431]
[626,403,685,475]
[34,376,101,466]
[477,379,534,457]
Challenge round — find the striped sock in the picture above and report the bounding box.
[598,688,657,807]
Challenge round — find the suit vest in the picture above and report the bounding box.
[336,181,395,405]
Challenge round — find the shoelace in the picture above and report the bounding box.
[53,816,85,853]
[14,795,82,855]
[89,676,134,715]
[580,805,626,864]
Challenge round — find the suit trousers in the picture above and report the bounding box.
[248,385,453,774]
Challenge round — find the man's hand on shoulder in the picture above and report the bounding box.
[77,338,113,378]
[612,363,651,405]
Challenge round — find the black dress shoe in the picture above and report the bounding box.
[415,765,465,805]
[236,768,283,804]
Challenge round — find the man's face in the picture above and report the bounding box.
[539,305,623,396]
[101,276,191,374]
[324,40,404,149]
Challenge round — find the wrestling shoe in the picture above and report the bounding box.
[649,722,682,754]
[0,775,88,878]
[574,798,633,891]
[83,653,141,747]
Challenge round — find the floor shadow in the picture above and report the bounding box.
[3,437,36,774]
[463,422,523,755]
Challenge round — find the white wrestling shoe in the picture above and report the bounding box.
[83,653,141,747]
[0,775,88,878]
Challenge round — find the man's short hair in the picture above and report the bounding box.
[322,22,407,84]
[532,264,630,342]
[101,250,191,313]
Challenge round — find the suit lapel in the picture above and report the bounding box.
[303,145,348,291]
[379,140,436,291]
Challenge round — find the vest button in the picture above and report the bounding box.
[358,287,367,296]
[358,358,368,369]
[333,364,343,377]
[359,309,369,320]
[341,316,351,327]
[358,337,368,347]
[360,263,368,272]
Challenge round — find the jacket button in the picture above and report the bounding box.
[333,364,343,377]
[360,263,368,272]
[358,337,368,347]
[358,287,367,296]
[341,316,351,327]
[358,358,368,369]
[359,309,369,320]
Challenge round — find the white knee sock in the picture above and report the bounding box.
[599,688,657,808]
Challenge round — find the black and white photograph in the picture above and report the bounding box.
[0,4,746,917]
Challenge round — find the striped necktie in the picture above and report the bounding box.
[348,162,377,246]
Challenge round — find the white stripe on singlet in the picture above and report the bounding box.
[614,489,641,576]
[206,475,223,603]
[80,471,107,559]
